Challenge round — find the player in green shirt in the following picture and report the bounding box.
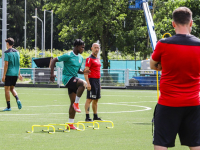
[2,38,23,111]
[50,39,89,129]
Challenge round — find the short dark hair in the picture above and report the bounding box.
[73,39,84,47]
[5,37,14,46]
[172,7,192,25]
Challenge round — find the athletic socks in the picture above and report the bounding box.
[7,101,10,109]
[86,114,90,119]
[93,114,98,119]
[75,96,80,103]
[68,118,74,123]
[15,95,19,101]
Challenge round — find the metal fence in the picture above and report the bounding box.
[0,68,161,88]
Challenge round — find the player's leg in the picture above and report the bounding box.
[154,146,167,150]
[73,78,87,113]
[153,104,183,148]
[10,85,22,109]
[93,78,101,120]
[67,90,77,129]
[92,99,101,120]
[3,76,11,111]
[3,86,11,111]
[85,98,92,121]
[178,105,200,149]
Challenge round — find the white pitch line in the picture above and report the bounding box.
[0,102,152,116]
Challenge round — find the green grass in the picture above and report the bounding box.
[0,88,189,150]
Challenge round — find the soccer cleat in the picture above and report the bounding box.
[17,100,22,109]
[73,103,81,113]
[3,107,11,111]
[93,117,103,121]
[67,124,77,130]
[85,118,93,122]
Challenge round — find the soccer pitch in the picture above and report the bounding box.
[0,88,189,150]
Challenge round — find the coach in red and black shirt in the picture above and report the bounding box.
[150,7,200,150]
[84,43,102,121]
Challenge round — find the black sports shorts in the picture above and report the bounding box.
[87,78,101,100]
[153,103,200,147]
[5,76,18,86]
[65,77,79,94]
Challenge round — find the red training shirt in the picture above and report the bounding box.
[85,55,101,79]
[152,34,200,107]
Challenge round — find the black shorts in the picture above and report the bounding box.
[153,104,200,147]
[4,76,18,86]
[87,78,101,100]
[65,77,79,94]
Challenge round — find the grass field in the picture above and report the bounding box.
[0,88,189,150]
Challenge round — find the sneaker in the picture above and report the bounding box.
[93,117,103,121]
[85,118,93,122]
[3,108,11,111]
[73,103,81,113]
[17,100,22,109]
[67,124,77,130]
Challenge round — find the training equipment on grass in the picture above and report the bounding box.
[48,123,70,133]
[65,122,85,131]
[77,121,100,130]
[94,120,114,129]
[26,125,55,134]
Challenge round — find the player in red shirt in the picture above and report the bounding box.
[150,7,200,150]
[84,43,102,121]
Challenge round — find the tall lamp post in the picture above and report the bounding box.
[32,16,44,57]
[24,0,26,51]
[44,9,53,57]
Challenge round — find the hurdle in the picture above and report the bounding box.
[47,123,70,133]
[77,121,99,130]
[93,120,114,129]
[65,122,85,131]
[26,125,55,134]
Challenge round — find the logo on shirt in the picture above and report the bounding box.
[79,59,81,63]
[73,79,76,82]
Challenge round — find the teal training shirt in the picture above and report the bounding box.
[57,51,83,85]
[4,48,20,76]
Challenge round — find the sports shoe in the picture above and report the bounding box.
[73,103,81,113]
[67,124,77,130]
[17,100,22,109]
[3,108,11,111]
[93,117,103,121]
[85,118,93,122]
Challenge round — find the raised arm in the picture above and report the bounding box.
[50,58,58,82]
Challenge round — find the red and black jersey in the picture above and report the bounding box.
[152,34,200,107]
[85,55,101,79]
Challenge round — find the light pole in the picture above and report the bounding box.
[44,9,53,57]
[34,8,37,58]
[32,16,44,57]
[24,0,26,51]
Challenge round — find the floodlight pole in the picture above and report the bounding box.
[24,0,26,51]
[45,10,53,57]
[2,0,7,71]
[32,16,44,57]
[34,8,37,58]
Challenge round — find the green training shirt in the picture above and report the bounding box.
[57,51,83,85]
[4,48,20,76]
